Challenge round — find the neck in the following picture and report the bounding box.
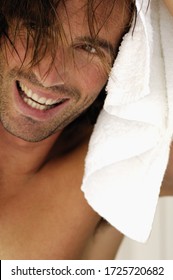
[0,124,61,177]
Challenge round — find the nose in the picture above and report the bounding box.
[32,53,68,88]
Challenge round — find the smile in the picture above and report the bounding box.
[17,81,67,111]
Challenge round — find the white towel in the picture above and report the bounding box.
[81,0,173,242]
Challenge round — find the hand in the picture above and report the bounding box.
[163,0,173,15]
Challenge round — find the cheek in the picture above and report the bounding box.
[75,60,108,98]
[2,36,31,68]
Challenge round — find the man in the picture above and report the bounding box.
[0,0,135,259]
[0,0,172,260]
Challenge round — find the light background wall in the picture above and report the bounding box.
[115,197,173,260]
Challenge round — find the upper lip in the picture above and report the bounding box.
[18,80,69,106]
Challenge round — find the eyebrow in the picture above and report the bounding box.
[75,35,116,58]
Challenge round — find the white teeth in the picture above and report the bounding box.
[38,97,47,104]
[32,93,39,103]
[23,96,47,110]
[27,89,32,98]
[27,99,33,106]
[19,81,67,111]
[19,82,59,106]
[31,101,37,109]
[45,98,55,105]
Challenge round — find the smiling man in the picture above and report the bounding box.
[0,0,131,142]
[0,0,134,259]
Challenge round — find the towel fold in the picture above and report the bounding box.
[81,0,173,242]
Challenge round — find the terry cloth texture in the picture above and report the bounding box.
[81,0,173,242]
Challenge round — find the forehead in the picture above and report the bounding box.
[57,0,130,39]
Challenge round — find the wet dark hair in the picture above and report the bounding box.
[0,0,135,67]
[0,0,67,66]
[0,0,136,132]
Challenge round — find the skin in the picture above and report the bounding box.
[0,0,124,142]
[155,0,173,197]
[0,0,128,259]
[163,0,173,15]
[0,0,172,260]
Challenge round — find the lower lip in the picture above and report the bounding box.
[13,82,70,122]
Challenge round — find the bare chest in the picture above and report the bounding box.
[0,174,99,260]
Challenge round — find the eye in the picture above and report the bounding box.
[28,22,37,30]
[75,43,97,54]
[23,20,38,31]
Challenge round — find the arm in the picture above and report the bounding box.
[160,143,173,196]
[82,221,123,260]
[163,0,173,15]
[159,0,173,195]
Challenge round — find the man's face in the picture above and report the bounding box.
[0,0,130,142]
